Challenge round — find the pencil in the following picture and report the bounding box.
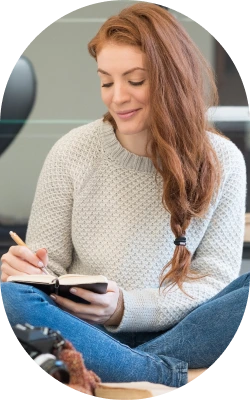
[9,231,50,275]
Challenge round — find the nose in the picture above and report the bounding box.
[112,83,130,104]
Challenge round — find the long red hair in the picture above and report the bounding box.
[88,2,228,291]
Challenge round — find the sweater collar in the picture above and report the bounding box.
[101,119,155,173]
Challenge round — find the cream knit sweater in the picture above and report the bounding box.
[26,118,247,333]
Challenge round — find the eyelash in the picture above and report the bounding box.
[102,80,145,88]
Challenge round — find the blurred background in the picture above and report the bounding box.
[0,1,249,272]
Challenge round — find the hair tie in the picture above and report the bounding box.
[174,236,186,246]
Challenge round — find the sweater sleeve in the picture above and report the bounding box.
[25,135,74,277]
[106,144,247,333]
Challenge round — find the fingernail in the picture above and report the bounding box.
[70,288,77,294]
[50,294,57,301]
[41,248,48,253]
[38,261,45,268]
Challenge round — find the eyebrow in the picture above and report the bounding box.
[97,67,146,76]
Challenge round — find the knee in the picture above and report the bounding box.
[0,282,47,307]
[1,282,27,320]
[242,272,250,287]
[1,282,49,327]
[1,282,20,305]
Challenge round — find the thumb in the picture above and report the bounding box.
[107,280,119,293]
[35,248,48,267]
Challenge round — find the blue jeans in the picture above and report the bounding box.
[1,273,249,387]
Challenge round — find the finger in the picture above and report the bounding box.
[69,287,109,306]
[1,262,30,279]
[1,270,9,282]
[107,280,119,292]
[35,248,48,267]
[50,294,98,316]
[1,256,45,276]
[5,246,45,269]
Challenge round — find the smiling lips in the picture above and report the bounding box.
[116,108,141,119]
[117,108,139,114]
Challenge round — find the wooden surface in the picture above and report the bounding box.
[95,382,176,399]
[95,369,207,400]
[66,368,207,400]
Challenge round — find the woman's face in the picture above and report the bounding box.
[97,43,150,137]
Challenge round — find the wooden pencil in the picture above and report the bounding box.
[9,231,50,275]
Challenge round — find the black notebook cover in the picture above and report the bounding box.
[15,280,108,304]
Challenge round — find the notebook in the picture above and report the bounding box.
[7,274,108,303]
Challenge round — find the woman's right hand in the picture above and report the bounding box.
[0,246,48,282]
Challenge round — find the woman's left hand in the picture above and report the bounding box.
[50,280,120,325]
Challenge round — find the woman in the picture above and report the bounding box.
[1,3,249,388]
